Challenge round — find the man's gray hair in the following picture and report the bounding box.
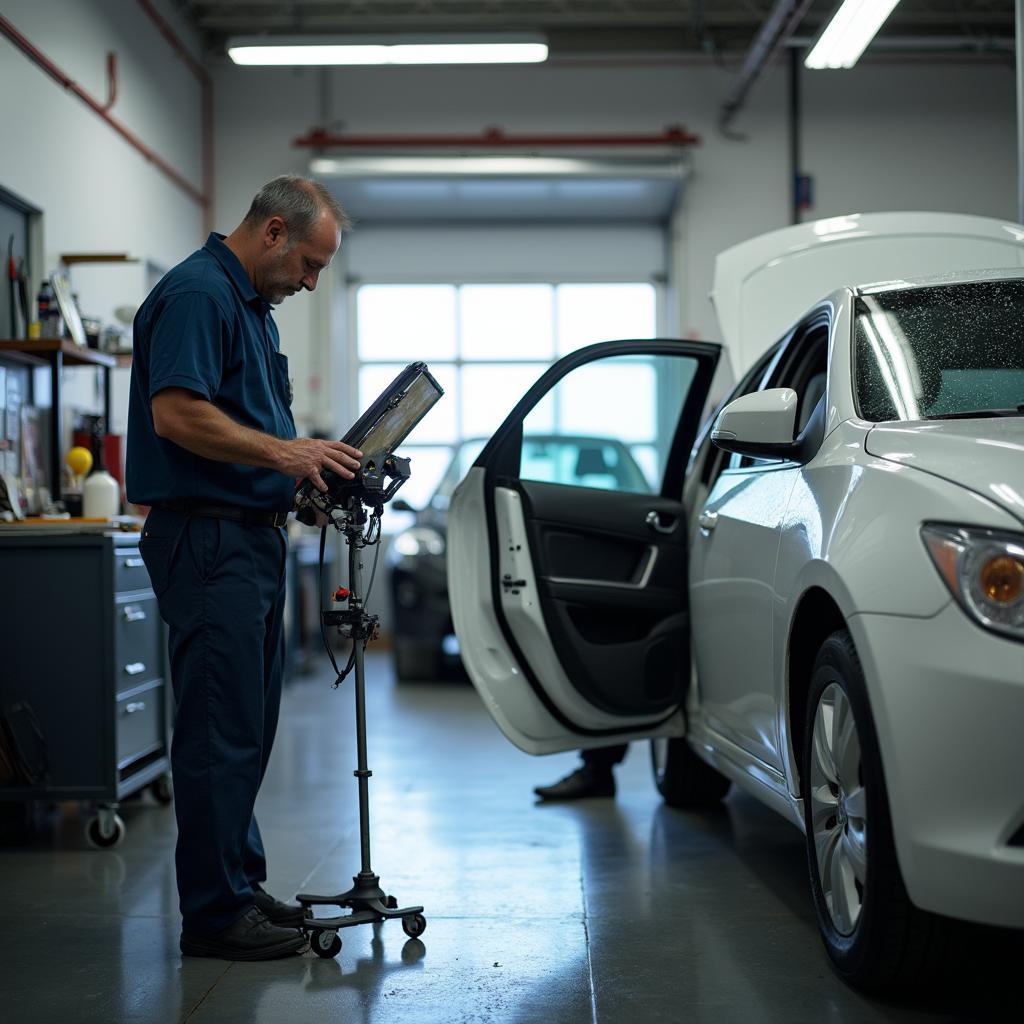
[243,175,351,240]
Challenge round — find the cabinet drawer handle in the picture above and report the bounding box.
[123,558,145,569]
[124,662,146,676]
[122,606,147,622]
[124,701,146,714]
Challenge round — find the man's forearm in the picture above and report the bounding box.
[152,389,362,491]
[156,396,285,471]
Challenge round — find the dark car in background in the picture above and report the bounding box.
[387,434,651,680]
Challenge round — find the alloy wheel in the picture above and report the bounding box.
[809,682,868,936]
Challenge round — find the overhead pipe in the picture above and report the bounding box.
[719,0,815,138]
[103,52,117,110]
[294,126,701,149]
[135,0,214,234]
[0,11,212,229]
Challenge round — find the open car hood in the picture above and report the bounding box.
[711,212,1024,379]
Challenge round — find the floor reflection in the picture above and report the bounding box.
[1,655,1019,1023]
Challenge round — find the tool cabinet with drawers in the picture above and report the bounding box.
[0,529,172,846]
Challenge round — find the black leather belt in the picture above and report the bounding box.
[160,499,289,528]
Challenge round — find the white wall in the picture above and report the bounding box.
[0,0,206,432]
[212,55,1015,434]
[801,61,1015,221]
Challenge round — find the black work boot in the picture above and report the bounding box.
[252,886,306,927]
[534,764,615,801]
[180,906,306,961]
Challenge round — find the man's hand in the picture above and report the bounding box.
[277,438,363,492]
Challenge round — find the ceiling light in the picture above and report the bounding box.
[804,0,902,69]
[227,34,548,66]
[309,156,687,178]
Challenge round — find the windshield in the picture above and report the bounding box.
[853,279,1024,422]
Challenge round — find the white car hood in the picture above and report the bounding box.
[865,418,1024,524]
[712,212,1024,378]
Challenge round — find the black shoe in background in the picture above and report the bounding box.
[252,886,306,927]
[180,906,306,961]
[534,765,615,801]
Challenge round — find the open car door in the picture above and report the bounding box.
[448,339,721,754]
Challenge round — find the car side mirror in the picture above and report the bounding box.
[391,498,416,513]
[712,388,801,460]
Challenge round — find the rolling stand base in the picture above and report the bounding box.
[297,872,426,958]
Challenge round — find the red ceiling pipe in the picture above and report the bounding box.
[294,126,702,149]
[0,13,209,214]
[136,0,214,235]
[104,52,117,111]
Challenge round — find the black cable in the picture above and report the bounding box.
[363,511,383,603]
[317,505,386,688]
[317,524,343,682]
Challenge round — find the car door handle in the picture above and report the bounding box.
[645,510,677,535]
[698,510,719,532]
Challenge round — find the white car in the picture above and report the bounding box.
[447,212,1024,993]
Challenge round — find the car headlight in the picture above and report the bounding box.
[391,527,446,559]
[921,523,1024,641]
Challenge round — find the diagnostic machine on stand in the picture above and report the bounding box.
[293,361,444,959]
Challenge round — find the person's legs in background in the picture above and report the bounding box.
[533,743,628,801]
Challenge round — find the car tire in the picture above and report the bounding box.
[393,641,441,682]
[650,736,731,808]
[802,629,950,993]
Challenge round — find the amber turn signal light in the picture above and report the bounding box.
[979,555,1024,604]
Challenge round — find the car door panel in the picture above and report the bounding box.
[449,339,722,754]
[491,482,684,737]
[519,480,690,716]
[688,314,830,772]
[689,462,797,770]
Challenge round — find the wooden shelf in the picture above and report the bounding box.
[59,253,139,265]
[0,339,116,368]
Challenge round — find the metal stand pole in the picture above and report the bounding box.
[295,495,425,954]
[348,510,374,876]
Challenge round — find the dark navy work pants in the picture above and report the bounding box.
[140,505,287,936]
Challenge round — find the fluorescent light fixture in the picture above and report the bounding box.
[804,0,902,69]
[228,34,548,66]
[309,156,687,179]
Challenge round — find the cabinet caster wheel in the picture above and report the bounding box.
[310,929,342,959]
[385,895,398,910]
[86,813,125,849]
[150,774,174,805]
[402,913,426,938]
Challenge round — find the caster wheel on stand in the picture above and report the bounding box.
[310,929,342,959]
[402,913,426,939]
[86,811,125,849]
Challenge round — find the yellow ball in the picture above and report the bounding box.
[66,446,93,476]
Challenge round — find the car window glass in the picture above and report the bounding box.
[519,352,700,495]
[853,280,1024,422]
[431,438,487,509]
[699,343,780,488]
[730,319,829,470]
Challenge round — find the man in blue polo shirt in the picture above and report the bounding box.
[127,175,361,961]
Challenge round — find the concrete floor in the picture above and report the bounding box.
[0,653,1018,1024]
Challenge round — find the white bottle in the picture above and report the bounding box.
[83,469,120,519]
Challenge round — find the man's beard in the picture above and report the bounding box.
[262,250,299,304]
